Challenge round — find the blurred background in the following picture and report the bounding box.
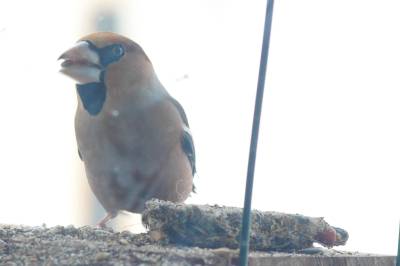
[0,0,399,255]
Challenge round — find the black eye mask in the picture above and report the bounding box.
[85,41,125,68]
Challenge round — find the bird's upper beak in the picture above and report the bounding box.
[58,41,102,84]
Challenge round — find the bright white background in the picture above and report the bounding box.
[0,0,398,255]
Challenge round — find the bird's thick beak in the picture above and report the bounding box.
[58,41,102,84]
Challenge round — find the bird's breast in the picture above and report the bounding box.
[75,98,183,181]
[74,99,189,212]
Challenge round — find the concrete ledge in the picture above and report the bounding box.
[0,225,395,265]
[245,254,396,266]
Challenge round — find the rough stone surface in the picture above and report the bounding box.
[142,199,348,251]
[0,224,395,266]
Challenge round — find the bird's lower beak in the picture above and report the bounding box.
[58,41,102,84]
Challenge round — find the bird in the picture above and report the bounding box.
[58,32,196,227]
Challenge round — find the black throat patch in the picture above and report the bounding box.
[76,81,106,116]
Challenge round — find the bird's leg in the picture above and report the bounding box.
[96,212,116,228]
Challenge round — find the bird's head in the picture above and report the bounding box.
[58,32,155,115]
[59,32,153,87]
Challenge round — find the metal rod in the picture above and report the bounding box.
[396,222,400,266]
[239,0,275,265]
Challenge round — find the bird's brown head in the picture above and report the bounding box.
[58,32,153,115]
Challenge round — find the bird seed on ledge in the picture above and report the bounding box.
[142,199,348,252]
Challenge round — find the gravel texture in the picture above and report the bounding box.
[0,224,225,265]
[2,201,393,265]
[0,224,395,266]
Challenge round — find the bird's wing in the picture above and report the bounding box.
[168,97,196,177]
[78,149,83,161]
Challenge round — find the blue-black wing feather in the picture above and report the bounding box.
[169,97,196,177]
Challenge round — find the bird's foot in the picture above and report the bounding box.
[96,212,116,228]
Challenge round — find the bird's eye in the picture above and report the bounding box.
[112,45,124,57]
[99,44,125,66]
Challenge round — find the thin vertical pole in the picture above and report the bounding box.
[396,222,400,266]
[239,0,275,265]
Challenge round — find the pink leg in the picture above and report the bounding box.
[96,212,116,228]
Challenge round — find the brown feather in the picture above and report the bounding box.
[74,32,193,214]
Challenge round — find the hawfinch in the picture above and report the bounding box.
[58,32,196,227]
